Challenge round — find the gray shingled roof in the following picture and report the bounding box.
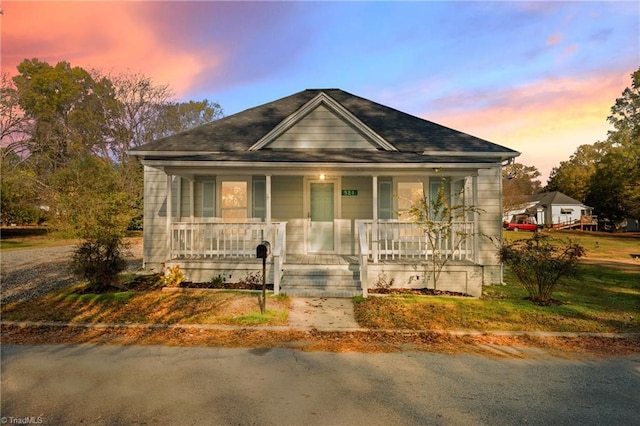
[529,191,587,206]
[130,89,519,161]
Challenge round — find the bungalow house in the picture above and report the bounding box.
[129,89,520,297]
[504,191,597,231]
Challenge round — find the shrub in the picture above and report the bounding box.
[374,270,395,291]
[210,275,226,288]
[162,265,185,287]
[239,271,263,289]
[72,234,128,292]
[498,233,585,304]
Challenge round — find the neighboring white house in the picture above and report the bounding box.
[130,89,520,297]
[504,191,597,231]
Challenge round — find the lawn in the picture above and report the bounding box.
[0,227,79,251]
[354,230,640,333]
[3,229,638,334]
[2,282,290,327]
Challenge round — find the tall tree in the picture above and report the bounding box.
[546,141,610,202]
[157,99,223,140]
[585,67,640,225]
[609,68,640,138]
[0,72,31,160]
[0,149,44,225]
[12,59,116,174]
[2,58,224,226]
[502,162,542,217]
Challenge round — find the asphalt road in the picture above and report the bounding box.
[1,344,639,426]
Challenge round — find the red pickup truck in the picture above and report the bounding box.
[503,217,542,232]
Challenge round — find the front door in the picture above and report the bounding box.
[309,181,335,252]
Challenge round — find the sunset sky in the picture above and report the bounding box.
[1,1,638,182]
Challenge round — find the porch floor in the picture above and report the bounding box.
[286,254,431,266]
[286,254,358,265]
[170,254,442,266]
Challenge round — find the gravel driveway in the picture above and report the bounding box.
[1,239,143,304]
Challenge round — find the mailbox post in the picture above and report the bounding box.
[256,241,270,314]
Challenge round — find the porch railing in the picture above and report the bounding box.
[356,220,475,263]
[357,220,369,297]
[272,222,287,295]
[170,220,285,260]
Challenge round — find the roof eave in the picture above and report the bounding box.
[422,150,521,161]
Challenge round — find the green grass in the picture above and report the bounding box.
[355,259,639,333]
[3,229,637,333]
[2,283,291,326]
[0,235,78,251]
[355,231,639,333]
[0,228,142,251]
[223,308,289,325]
[504,229,640,261]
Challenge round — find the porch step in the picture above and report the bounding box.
[279,264,361,298]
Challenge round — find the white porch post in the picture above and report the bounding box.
[472,175,479,264]
[266,175,272,225]
[166,173,173,257]
[189,179,195,221]
[372,175,378,263]
[176,176,182,221]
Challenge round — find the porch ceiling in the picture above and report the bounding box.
[139,150,508,164]
[142,151,496,177]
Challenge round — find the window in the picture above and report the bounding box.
[378,180,393,220]
[221,181,247,221]
[202,180,215,217]
[397,182,424,220]
[253,179,266,220]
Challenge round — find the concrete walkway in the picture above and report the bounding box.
[2,295,638,339]
[287,297,365,331]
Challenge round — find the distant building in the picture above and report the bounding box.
[504,191,597,231]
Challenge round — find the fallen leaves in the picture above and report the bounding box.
[2,323,638,358]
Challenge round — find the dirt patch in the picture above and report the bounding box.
[2,324,638,358]
[369,288,472,297]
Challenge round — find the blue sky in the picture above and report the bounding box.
[2,1,638,181]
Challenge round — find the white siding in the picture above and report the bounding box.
[271,176,304,253]
[341,176,373,220]
[476,167,503,284]
[142,166,169,272]
[267,105,378,150]
[550,205,583,224]
[340,176,373,255]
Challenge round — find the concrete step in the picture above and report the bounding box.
[280,264,361,298]
[280,288,362,298]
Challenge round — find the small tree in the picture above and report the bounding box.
[407,179,482,292]
[498,233,585,304]
[50,155,133,291]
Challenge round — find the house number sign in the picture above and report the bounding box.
[341,189,358,196]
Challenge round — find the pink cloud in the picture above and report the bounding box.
[1,2,220,96]
[547,33,564,45]
[425,70,629,181]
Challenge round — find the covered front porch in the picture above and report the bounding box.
[165,218,482,297]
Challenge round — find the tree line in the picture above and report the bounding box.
[2,60,638,231]
[1,58,223,229]
[503,66,640,228]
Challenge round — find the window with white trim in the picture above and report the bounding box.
[221,181,248,221]
[378,179,393,220]
[397,181,424,221]
[202,180,215,217]
[253,178,266,220]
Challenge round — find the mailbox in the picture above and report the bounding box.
[256,241,271,259]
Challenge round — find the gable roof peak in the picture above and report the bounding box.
[248,89,398,152]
